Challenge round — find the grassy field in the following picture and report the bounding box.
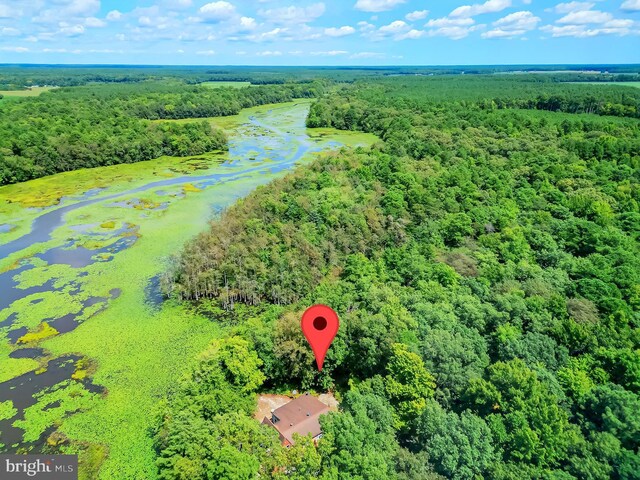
[0,87,57,97]
[0,101,376,479]
[200,81,252,88]
[568,81,640,88]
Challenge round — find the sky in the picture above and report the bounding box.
[0,0,638,65]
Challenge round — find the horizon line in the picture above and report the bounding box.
[1,63,640,68]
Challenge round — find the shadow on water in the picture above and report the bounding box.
[48,288,121,335]
[9,348,46,359]
[145,275,164,309]
[0,313,17,328]
[36,234,139,269]
[6,327,27,344]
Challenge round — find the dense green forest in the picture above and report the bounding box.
[159,78,640,479]
[308,77,640,119]
[2,65,638,90]
[0,82,320,185]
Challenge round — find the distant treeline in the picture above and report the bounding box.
[311,76,640,120]
[1,65,638,89]
[0,82,321,185]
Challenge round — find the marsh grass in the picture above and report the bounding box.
[200,81,251,88]
[17,323,59,345]
[0,87,57,97]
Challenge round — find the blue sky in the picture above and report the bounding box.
[0,0,638,65]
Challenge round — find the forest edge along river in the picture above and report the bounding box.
[0,101,376,475]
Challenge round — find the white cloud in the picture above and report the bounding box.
[199,1,236,22]
[350,51,384,58]
[106,10,123,21]
[259,3,325,24]
[396,28,426,39]
[540,22,635,37]
[557,10,613,24]
[358,20,375,30]
[239,16,257,30]
[324,25,355,36]
[494,10,539,27]
[165,0,192,7]
[1,46,29,52]
[246,27,286,42]
[551,2,595,13]
[482,28,522,37]
[299,26,323,40]
[406,10,429,21]
[85,17,106,27]
[621,0,640,12]
[0,4,16,18]
[256,50,282,56]
[1,27,20,36]
[310,50,348,55]
[540,24,596,36]
[34,0,100,24]
[196,49,216,55]
[428,24,483,39]
[88,48,123,53]
[429,26,470,39]
[450,0,512,18]
[60,24,86,36]
[62,0,100,16]
[139,16,153,26]
[603,18,635,28]
[379,20,409,34]
[426,17,475,27]
[354,0,406,12]
[482,10,541,38]
[43,48,68,53]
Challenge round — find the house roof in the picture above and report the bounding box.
[262,394,331,445]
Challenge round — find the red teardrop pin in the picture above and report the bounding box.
[301,304,340,371]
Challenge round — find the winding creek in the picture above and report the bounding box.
[0,101,375,477]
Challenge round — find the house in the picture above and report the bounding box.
[262,393,330,447]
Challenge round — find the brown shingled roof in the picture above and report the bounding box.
[262,393,330,445]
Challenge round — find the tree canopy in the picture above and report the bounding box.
[158,75,640,479]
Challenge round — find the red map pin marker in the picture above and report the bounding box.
[301,304,340,371]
